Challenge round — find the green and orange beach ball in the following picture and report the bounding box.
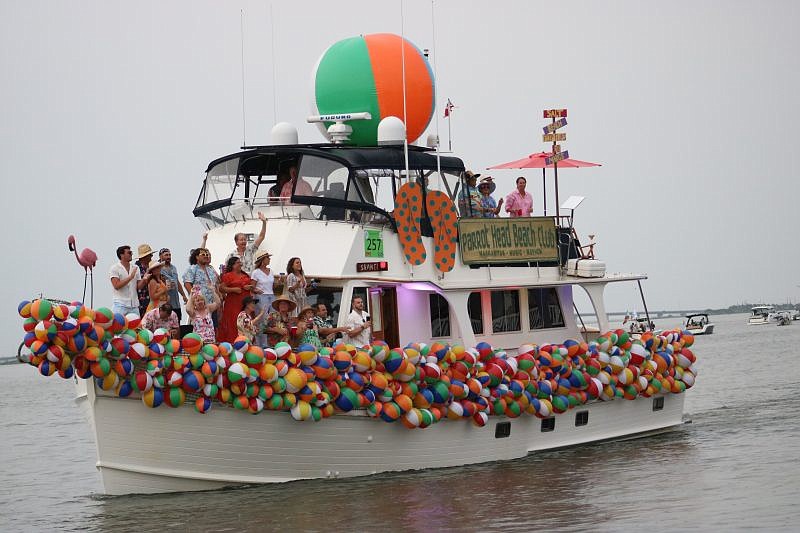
[311,33,435,146]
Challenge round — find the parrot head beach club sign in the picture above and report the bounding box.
[458,217,559,264]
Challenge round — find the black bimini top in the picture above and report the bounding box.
[204,143,465,174]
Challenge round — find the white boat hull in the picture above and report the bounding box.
[84,385,686,495]
[686,324,714,335]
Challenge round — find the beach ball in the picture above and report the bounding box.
[291,400,313,421]
[284,367,309,394]
[125,313,141,329]
[30,299,53,321]
[311,33,434,146]
[109,313,127,333]
[52,303,71,321]
[142,388,163,408]
[180,333,203,354]
[335,387,360,412]
[472,411,488,427]
[34,320,57,343]
[228,362,249,384]
[38,359,57,376]
[164,387,186,408]
[296,344,318,366]
[244,345,265,366]
[93,307,113,328]
[195,396,213,413]
[18,300,32,318]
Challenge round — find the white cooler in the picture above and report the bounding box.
[566,258,606,278]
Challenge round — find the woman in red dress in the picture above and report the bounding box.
[218,256,255,342]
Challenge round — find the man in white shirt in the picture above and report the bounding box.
[342,296,372,347]
[109,245,150,316]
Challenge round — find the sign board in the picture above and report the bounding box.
[542,132,567,143]
[364,229,384,258]
[542,118,568,134]
[543,109,568,118]
[545,150,569,165]
[458,217,559,264]
[356,261,389,273]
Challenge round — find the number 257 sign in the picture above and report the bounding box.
[364,230,384,258]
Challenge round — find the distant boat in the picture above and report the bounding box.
[748,305,774,325]
[685,313,714,335]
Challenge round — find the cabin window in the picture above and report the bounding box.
[652,397,664,411]
[468,292,484,334]
[293,155,351,218]
[201,158,240,204]
[495,421,511,438]
[528,288,565,330]
[541,418,555,432]
[491,290,521,333]
[429,294,451,338]
[575,410,589,426]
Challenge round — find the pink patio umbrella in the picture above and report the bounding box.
[488,152,601,217]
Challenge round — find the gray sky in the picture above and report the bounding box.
[2,0,798,348]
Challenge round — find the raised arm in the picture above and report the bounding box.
[253,212,267,248]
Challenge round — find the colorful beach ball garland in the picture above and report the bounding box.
[18,299,698,428]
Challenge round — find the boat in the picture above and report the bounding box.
[775,311,792,326]
[684,313,714,335]
[748,305,774,325]
[72,136,693,494]
[18,33,697,495]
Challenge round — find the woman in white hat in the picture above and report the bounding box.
[478,176,503,218]
[251,250,276,347]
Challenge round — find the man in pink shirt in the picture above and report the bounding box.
[505,176,533,217]
[280,165,314,203]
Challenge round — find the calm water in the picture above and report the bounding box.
[2,313,799,532]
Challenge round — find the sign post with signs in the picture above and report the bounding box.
[458,217,559,264]
[364,229,384,258]
[542,108,569,217]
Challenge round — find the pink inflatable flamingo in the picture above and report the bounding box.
[68,235,98,306]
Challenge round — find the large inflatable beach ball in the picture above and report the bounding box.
[311,33,434,146]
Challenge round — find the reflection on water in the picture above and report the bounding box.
[3,313,800,531]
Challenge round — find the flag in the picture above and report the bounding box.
[444,98,454,118]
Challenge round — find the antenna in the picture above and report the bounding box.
[240,9,247,146]
[270,3,278,125]
[400,0,410,183]
[430,0,443,189]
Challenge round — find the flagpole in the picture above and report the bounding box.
[448,113,452,152]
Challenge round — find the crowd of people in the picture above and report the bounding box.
[458,171,534,218]
[108,212,373,349]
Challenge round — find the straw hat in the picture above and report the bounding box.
[465,170,481,181]
[146,261,165,273]
[135,244,155,260]
[298,305,316,318]
[254,250,272,267]
[271,294,297,312]
[478,176,496,194]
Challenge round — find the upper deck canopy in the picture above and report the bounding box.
[194,143,465,228]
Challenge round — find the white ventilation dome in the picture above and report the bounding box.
[377,116,406,145]
[270,122,299,145]
[426,133,440,149]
